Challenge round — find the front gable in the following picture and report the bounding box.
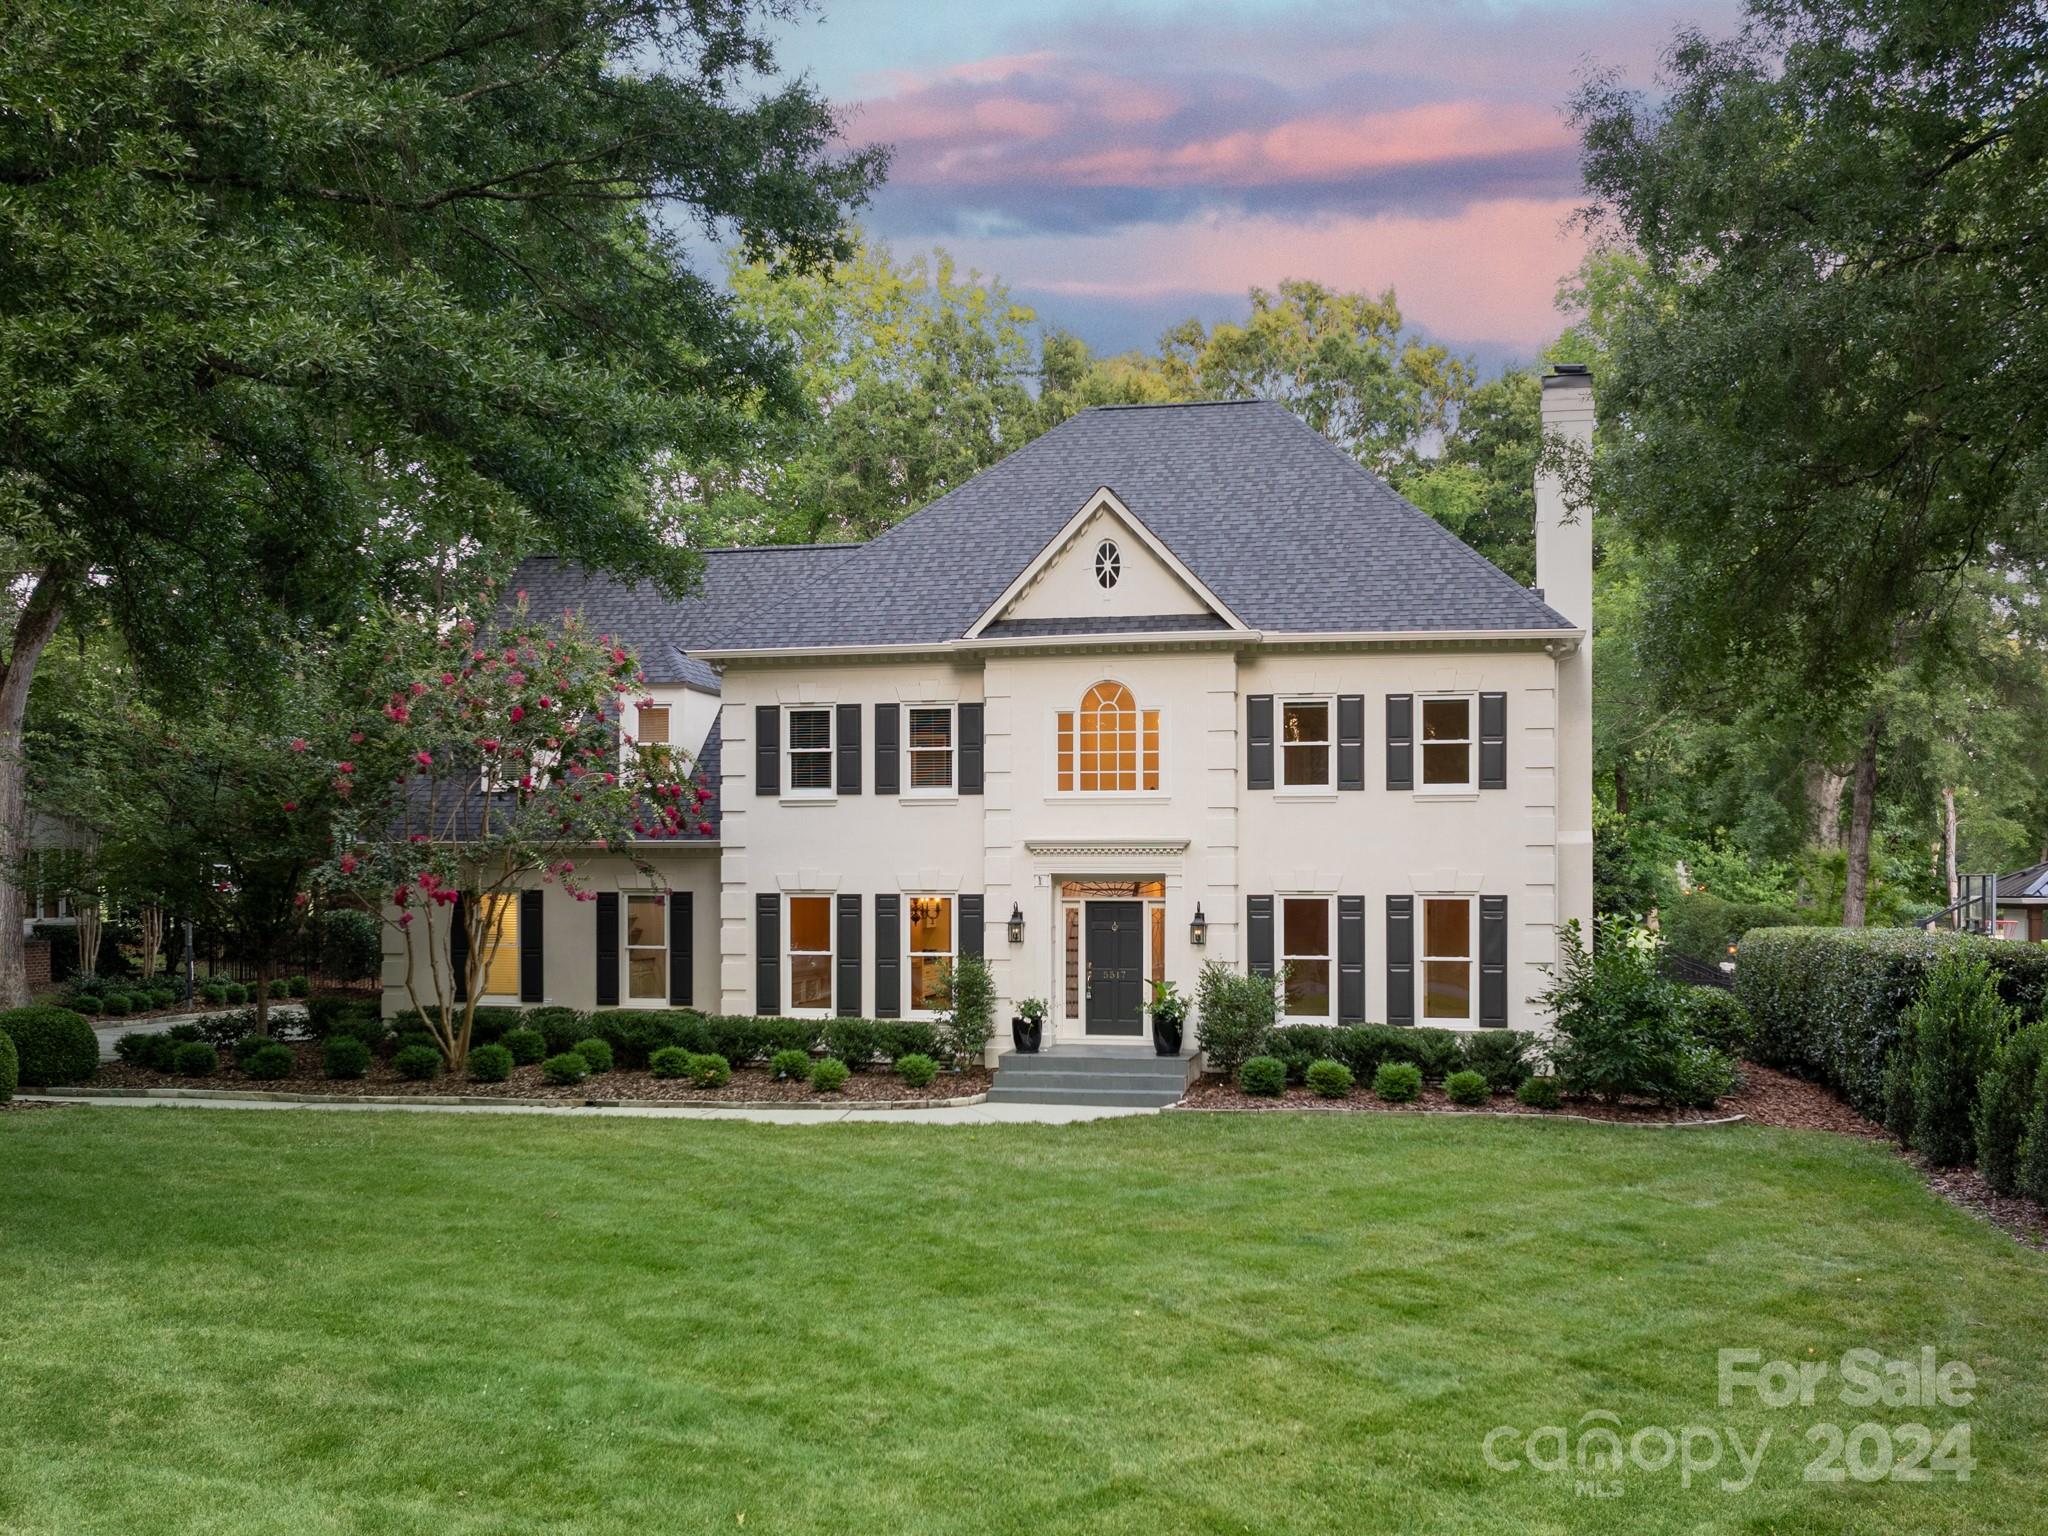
[967,488,1247,639]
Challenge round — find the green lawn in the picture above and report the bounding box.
[2,1109,2044,1534]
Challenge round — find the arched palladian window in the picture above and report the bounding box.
[1057,681,1160,792]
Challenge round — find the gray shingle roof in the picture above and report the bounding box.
[513,545,860,686]
[979,613,1232,639]
[712,400,1571,649]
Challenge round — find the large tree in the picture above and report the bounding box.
[1570,0,2048,922]
[0,0,883,1001]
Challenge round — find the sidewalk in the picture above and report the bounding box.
[20,1091,1157,1126]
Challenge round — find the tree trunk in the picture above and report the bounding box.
[1942,788,1959,909]
[139,902,163,980]
[1806,763,1849,851]
[1842,710,1885,927]
[0,572,66,1007]
[76,902,102,984]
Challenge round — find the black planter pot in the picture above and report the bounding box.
[1152,1016,1184,1057]
[1012,1016,1043,1054]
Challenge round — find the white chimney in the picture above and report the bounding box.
[1537,363,1594,944]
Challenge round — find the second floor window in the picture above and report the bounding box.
[1420,696,1473,789]
[1057,680,1160,793]
[907,706,954,792]
[787,706,833,793]
[1280,700,1331,789]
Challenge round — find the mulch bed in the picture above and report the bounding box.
[1175,1062,1868,1130]
[91,1041,991,1106]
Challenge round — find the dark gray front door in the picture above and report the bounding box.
[1085,901,1145,1035]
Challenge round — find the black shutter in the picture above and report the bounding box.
[836,703,862,795]
[519,888,543,1003]
[1247,695,1274,790]
[449,892,468,1003]
[755,892,780,1015]
[836,893,861,1017]
[874,894,901,1017]
[959,894,984,959]
[1386,896,1414,1026]
[594,893,619,1007]
[669,890,693,1006]
[959,704,984,795]
[1337,695,1365,791]
[1247,895,1274,978]
[1479,692,1507,791]
[1386,695,1414,792]
[1338,895,1365,1023]
[1479,895,1508,1028]
[754,705,780,796]
[874,704,900,796]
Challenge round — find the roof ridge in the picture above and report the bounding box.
[703,541,864,555]
[1083,398,1266,411]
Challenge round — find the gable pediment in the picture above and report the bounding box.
[969,488,1245,639]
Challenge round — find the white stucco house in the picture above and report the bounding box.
[384,367,1596,1051]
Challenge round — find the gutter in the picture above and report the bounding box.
[695,626,1585,662]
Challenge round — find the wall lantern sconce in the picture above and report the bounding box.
[1008,903,1026,945]
[1189,903,1208,947]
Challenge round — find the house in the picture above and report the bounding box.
[383,367,1596,1047]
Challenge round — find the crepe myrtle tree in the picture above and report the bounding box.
[319,598,710,1069]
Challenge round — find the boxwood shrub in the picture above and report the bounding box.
[393,1044,442,1081]
[1737,927,2048,1117]
[686,1052,731,1089]
[466,1043,515,1084]
[1237,1055,1287,1096]
[1304,1058,1353,1098]
[0,1006,99,1087]
[541,1051,588,1086]
[1443,1069,1490,1106]
[500,1027,547,1065]
[648,1046,692,1079]
[824,1018,883,1070]
[243,1042,296,1080]
[810,1057,850,1093]
[571,1037,614,1075]
[322,1036,372,1080]
[1459,1030,1536,1089]
[172,1041,219,1076]
[114,1030,159,1065]
[0,1029,15,1102]
[770,1048,812,1081]
[101,992,132,1017]
[896,1053,939,1090]
[1372,1061,1423,1103]
[1516,1074,1562,1110]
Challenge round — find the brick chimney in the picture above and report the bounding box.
[1537,363,1594,943]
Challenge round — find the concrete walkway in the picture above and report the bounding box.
[90,1005,306,1061]
[20,1091,1156,1125]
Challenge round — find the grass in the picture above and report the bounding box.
[2,1110,2045,1534]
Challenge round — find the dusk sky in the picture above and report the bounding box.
[754,0,1742,373]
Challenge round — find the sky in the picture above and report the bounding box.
[750,0,1741,373]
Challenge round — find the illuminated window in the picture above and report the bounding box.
[1281,897,1331,1019]
[907,706,954,792]
[1420,697,1474,789]
[1056,681,1160,792]
[1422,897,1473,1022]
[478,894,520,996]
[788,896,832,1013]
[626,894,667,1000]
[1280,700,1331,789]
[907,895,954,1014]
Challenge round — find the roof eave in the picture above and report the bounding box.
[697,626,1586,662]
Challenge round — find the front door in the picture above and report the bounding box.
[1085,901,1145,1035]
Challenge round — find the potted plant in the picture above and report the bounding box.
[1148,979,1187,1057]
[1012,997,1047,1054]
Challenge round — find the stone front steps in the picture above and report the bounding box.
[986,1046,1201,1108]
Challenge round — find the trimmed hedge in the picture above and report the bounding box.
[243,1042,296,1080]
[1238,1056,1287,1096]
[1264,1023,1532,1086]
[0,1006,98,1087]
[1738,927,2048,1117]
[1304,1059,1353,1098]
[1372,1061,1423,1102]
[323,1036,372,1080]
[1664,891,1801,966]
[1443,1069,1491,1106]
[0,1029,15,1102]
[466,1044,515,1083]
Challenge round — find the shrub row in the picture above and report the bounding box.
[1737,928,2048,1118]
[1262,1023,1539,1089]
[381,1006,958,1072]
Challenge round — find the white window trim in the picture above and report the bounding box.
[1277,696,1336,794]
[785,893,835,1018]
[1046,697,1170,799]
[1094,538,1122,590]
[783,703,836,800]
[904,892,957,1020]
[1279,894,1335,1023]
[903,702,958,799]
[1416,693,1477,795]
[623,891,669,1005]
[1419,893,1477,1027]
